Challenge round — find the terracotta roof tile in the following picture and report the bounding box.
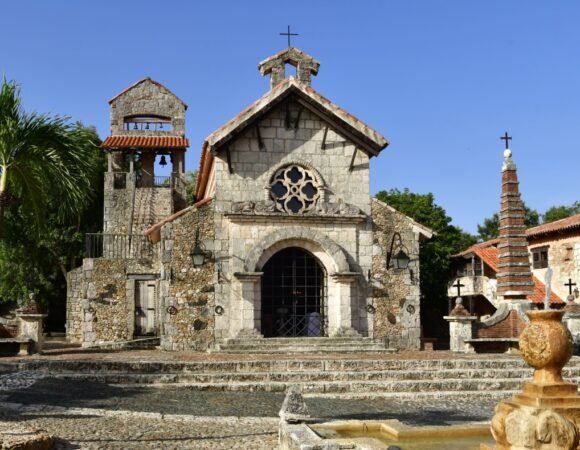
[527,214,580,238]
[102,136,189,149]
[464,246,563,304]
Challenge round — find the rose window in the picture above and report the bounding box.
[270,165,320,213]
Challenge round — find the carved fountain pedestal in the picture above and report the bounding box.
[483,310,580,450]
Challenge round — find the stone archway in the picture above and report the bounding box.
[261,247,326,338]
[244,226,349,274]
[237,227,357,338]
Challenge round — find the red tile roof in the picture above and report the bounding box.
[102,136,189,149]
[459,246,563,304]
[527,214,580,238]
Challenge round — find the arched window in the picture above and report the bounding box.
[269,165,321,214]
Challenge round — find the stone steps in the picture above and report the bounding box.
[81,337,160,351]
[17,357,580,374]
[45,376,580,395]
[41,366,580,385]
[216,337,395,353]
[9,356,580,398]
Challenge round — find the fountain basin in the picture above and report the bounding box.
[281,418,493,449]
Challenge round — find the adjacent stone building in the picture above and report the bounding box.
[446,146,580,352]
[66,47,433,351]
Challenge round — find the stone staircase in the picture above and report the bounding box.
[10,357,580,400]
[216,337,395,353]
[79,337,160,351]
[131,187,172,235]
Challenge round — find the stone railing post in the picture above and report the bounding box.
[17,312,47,354]
[444,298,477,353]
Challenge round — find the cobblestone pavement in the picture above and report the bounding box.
[0,350,509,448]
[0,374,499,449]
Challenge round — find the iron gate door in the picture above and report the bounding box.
[261,247,326,337]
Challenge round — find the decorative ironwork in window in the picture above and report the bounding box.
[269,165,320,214]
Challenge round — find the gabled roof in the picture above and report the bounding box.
[108,77,188,109]
[204,77,389,157]
[455,214,580,256]
[102,136,189,149]
[527,214,580,238]
[455,245,563,304]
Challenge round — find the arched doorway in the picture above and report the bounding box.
[261,247,326,338]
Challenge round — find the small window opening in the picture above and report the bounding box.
[532,247,549,269]
[124,115,173,132]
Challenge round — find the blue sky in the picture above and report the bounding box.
[2,1,578,234]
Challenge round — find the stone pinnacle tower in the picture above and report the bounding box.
[496,145,535,302]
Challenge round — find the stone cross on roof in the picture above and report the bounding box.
[258,47,321,89]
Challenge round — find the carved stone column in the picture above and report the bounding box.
[329,272,361,337]
[233,272,264,338]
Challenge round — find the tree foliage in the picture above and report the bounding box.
[0,79,99,229]
[0,127,104,328]
[542,202,580,224]
[375,189,477,338]
[477,201,579,241]
[0,80,104,329]
[184,170,198,205]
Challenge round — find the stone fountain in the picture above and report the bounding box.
[483,309,580,449]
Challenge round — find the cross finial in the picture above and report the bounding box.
[452,279,465,297]
[565,278,577,296]
[500,132,512,150]
[280,25,298,48]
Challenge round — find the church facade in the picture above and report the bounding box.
[66,48,432,351]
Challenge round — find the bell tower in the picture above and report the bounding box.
[100,78,189,240]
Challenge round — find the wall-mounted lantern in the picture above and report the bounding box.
[386,232,410,271]
[191,228,208,267]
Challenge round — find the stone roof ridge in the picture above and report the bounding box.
[203,77,388,156]
[371,198,435,239]
[258,47,320,76]
[108,77,188,109]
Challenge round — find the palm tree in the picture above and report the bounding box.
[0,79,98,229]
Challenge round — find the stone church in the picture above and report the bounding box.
[66,47,433,351]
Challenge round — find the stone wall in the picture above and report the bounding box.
[211,100,375,341]
[66,267,83,343]
[103,172,133,234]
[529,233,580,302]
[371,199,422,350]
[66,257,159,346]
[160,203,216,351]
[213,102,371,213]
[109,78,186,136]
